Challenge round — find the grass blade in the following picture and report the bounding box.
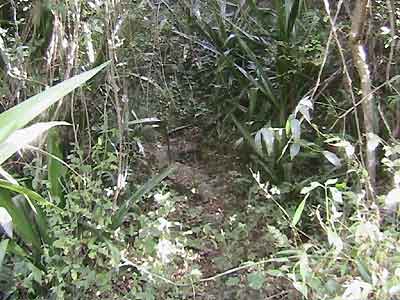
[0,180,57,208]
[47,128,67,207]
[111,165,176,229]
[291,194,307,227]
[0,189,41,253]
[274,0,286,40]
[287,0,301,38]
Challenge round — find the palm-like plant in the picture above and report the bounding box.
[0,62,109,294]
[181,0,323,183]
[0,60,175,297]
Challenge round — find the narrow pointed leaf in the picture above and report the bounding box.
[290,143,300,160]
[0,167,18,185]
[0,239,8,268]
[128,117,161,125]
[0,207,12,238]
[0,121,69,165]
[112,165,176,229]
[0,61,109,143]
[287,0,301,37]
[323,151,341,167]
[48,128,67,207]
[258,127,275,155]
[292,196,306,227]
[0,180,56,208]
[232,116,273,178]
[290,119,301,140]
[0,182,52,245]
[366,133,381,152]
[301,181,323,194]
[0,189,41,252]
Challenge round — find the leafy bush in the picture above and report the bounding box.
[179,0,328,187]
[247,141,400,299]
[0,62,109,298]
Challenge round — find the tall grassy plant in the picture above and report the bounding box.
[181,0,324,183]
[0,62,109,274]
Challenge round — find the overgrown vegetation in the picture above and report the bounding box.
[0,0,400,299]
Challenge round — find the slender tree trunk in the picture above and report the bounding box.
[350,0,376,197]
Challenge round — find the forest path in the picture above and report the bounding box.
[140,126,300,299]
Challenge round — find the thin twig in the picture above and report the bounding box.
[119,256,295,287]
[334,75,400,123]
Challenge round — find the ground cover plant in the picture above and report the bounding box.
[0,0,400,299]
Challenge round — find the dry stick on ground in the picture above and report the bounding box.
[350,0,376,197]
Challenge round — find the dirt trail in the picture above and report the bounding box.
[141,126,300,299]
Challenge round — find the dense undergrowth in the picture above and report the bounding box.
[0,0,400,299]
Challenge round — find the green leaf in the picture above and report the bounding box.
[266,269,284,277]
[290,143,300,160]
[231,115,273,178]
[0,121,68,165]
[0,242,13,298]
[234,61,278,110]
[290,119,301,140]
[323,151,341,167]
[248,88,258,118]
[287,0,301,38]
[226,277,240,286]
[0,207,13,238]
[0,239,9,269]
[105,240,121,268]
[0,61,109,144]
[0,181,55,250]
[231,26,278,108]
[293,281,308,298]
[274,0,286,40]
[0,180,56,208]
[327,228,343,253]
[291,195,307,227]
[325,178,338,186]
[47,128,67,207]
[111,165,176,229]
[299,252,311,280]
[0,167,18,185]
[0,189,41,254]
[300,181,323,194]
[356,259,372,283]
[285,114,295,136]
[214,7,228,43]
[247,271,265,290]
[255,127,274,155]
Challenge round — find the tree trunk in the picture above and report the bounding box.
[350,0,376,197]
